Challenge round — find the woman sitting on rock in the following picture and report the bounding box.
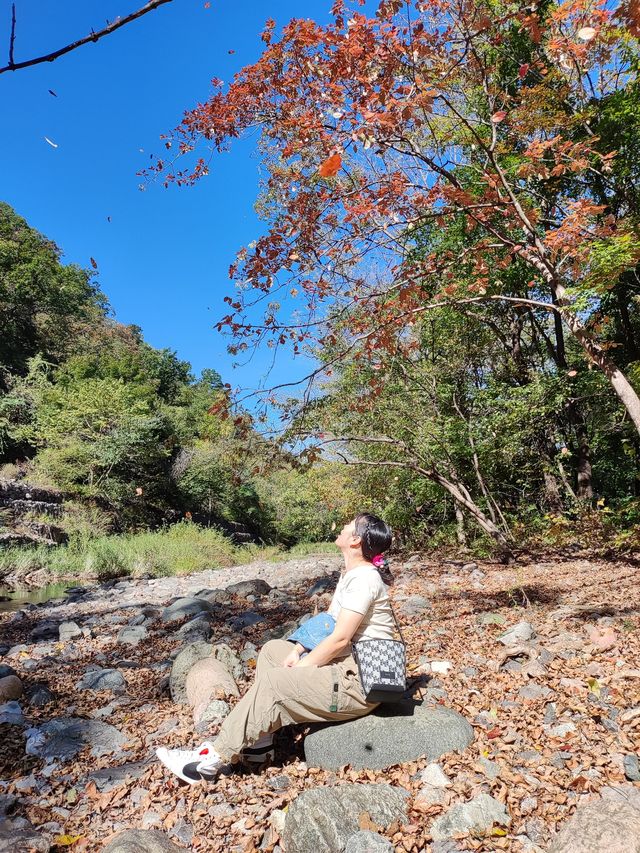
[156,512,395,784]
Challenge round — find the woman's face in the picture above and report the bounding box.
[335,518,359,550]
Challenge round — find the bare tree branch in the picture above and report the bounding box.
[1,0,173,75]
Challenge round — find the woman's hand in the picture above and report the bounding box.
[283,647,301,668]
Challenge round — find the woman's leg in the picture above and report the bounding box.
[255,639,293,676]
[213,656,373,762]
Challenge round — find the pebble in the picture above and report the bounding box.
[623,754,640,782]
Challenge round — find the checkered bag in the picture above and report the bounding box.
[352,636,407,703]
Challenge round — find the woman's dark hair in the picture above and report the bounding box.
[354,513,393,561]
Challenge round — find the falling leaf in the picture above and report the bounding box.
[228,49,235,54]
[48,89,58,97]
[135,487,143,496]
[90,257,98,269]
[107,215,111,222]
[331,521,337,531]
[577,26,597,41]
[204,1,211,7]
[567,369,578,377]
[518,63,530,78]
[44,136,58,148]
[491,110,507,123]
[318,153,342,177]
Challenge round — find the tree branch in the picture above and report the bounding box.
[1,0,173,74]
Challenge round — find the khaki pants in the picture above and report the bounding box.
[213,639,376,762]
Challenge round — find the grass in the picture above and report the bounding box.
[0,521,338,582]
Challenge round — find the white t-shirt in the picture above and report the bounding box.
[328,563,395,644]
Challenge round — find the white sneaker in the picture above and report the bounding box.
[156,741,225,784]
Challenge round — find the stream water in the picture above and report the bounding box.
[0,582,71,613]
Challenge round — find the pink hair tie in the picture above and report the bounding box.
[372,554,385,568]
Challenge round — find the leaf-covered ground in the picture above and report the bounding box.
[1,554,639,852]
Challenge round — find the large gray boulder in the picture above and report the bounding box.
[117,625,148,646]
[430,793,510,840]
[282,784,409,853]
[102,829,183,852]
[169,641,243,703]
[547,794,640,853]
[304,702,473,771]
[25,717,128,760]
[161,597,212,623]
[345,831,393,852]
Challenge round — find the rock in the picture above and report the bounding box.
[28,685,54,707]
[77,668,126,693]
[88,760,152,793]
[461,562,478,572]
[185,658,239,721]
[117,626,148,646]
[345,831,393,852]
[211,643,244,680]
[282,783,409,853]
[176,615,211,641]
[228,610,265,631]
[547,795,640,853]
[195,699,230,727]
[498,621,536,646]
[545,721,577,738]
[431,793,511,841]
[0,700,24,725]
[102,829,183,852]
[194,588,232,605]
[226,579,272,598]
[161,597,212,623]
[477,757,501,779]
[0,664,17,679]
[398,595,430,617]
[623,754,640,782]
[304,702,474,771]
[306,577,335,597]
[0,675,23,701]
[29,621,59,642]
[58,621,82,642]
[519,684,552,700]
[0,816,50,852]
[420,763,451,788]
[477,612,506,626]
[169,641,213,703]
[25,717,127,759]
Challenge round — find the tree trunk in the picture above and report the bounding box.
[454,502,467,547]
[575,422,594,502]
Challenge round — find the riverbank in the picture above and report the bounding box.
[1,554,639,851]
[0,524,337,587]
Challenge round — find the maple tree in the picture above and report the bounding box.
[153,0,640,434]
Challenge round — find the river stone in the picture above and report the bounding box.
[548,795,640,853]
[25,717,128,759]
[117,625,148,646]
[304,702,473,770]
[0,816,50,852]
[431,793,511,840]
[161,597,212,623]
[169,641,213,703]
[195,699,230,728]
[498,621,535,646]
[28,685,55,707]
[58,621,82,642]
[345,831,393,852]
[0,665,17,679]
[175,614,212,641]
[102,829,183,852]
[0,675,23,701]
[0,700,24,725]
[282,784,409,853]
[29,621,59,642]
[77,668,126,693]
[623,754,640,782]
[228,610,265,631]
[194,588,232,605]
[212,643,244,680]
[226,579,272,598]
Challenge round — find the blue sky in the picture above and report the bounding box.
[0,0,338,397]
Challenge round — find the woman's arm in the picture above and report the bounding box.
[294,609,364,668]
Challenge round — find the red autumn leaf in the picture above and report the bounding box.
[491,110,507,123]
[318,153,342,177]
[518,63,530,78]
[90,257,98,269]
[486,726,501,739]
